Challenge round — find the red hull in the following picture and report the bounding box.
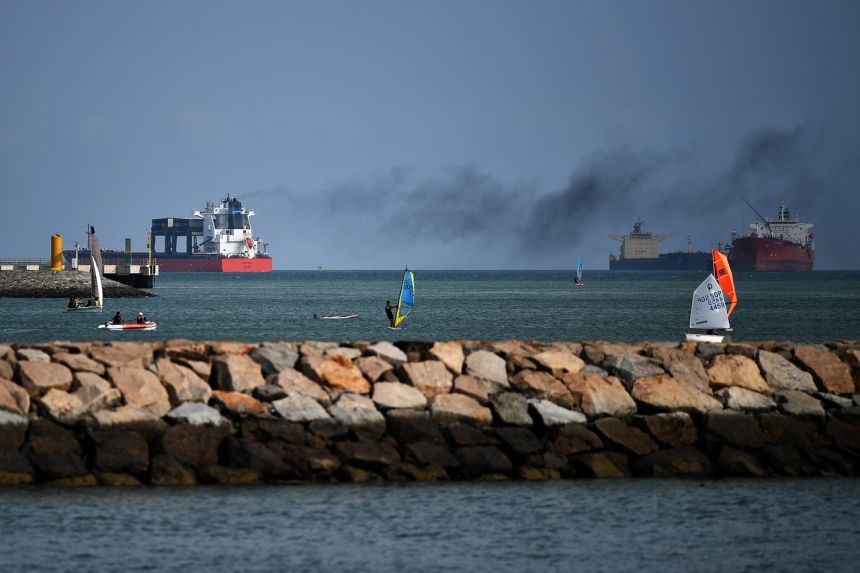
[155,258,273,272]
[730,237,814,271]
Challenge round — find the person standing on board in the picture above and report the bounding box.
[385,300,395,327]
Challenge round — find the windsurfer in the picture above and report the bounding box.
[385,300,395,327]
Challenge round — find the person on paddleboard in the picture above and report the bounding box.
[111,311,125,325]
[136,312,147,324]
[385,300,395,327]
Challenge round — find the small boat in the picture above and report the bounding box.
[99,322,158,331]
[574,257,584,286]
[388,267,415,330]
[316,314,360,320]
[66,225,104,313]
[684,249,737,342]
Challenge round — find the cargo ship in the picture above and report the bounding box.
[729,199,814,271]
[608,218,712,271]
[64,196,273,272]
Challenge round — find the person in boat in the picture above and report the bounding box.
[136,312,147,324]
[67,297,76,309]
[111,311,125,325]
[313,313,318,319]
[385,300,395,327]
[85,298,93,307]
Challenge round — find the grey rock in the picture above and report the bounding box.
[372,382,428,410]
[166,402,230,426]
[696,342,725,359]
[16,348,50,363]
[757,350,816,392]
[527,399,586,426]
[365,342,408,366]
[604,353,664,387]
[272,394,331,423]
[250,345,299,376]
[776,390,826,418]
[580,365,609,377]
[0,409,28,428]
[328,393,386,437]
[490,392,532,426]
[815,392,853,409]
[464,350,508,386]
[716,387,776,412]
[308,418,350,440]
[252,384,288,402]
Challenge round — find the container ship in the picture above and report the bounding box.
[64,196,273,272]
[729,199,814,271]
[608,218,712,270]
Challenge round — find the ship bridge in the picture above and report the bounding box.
[610,217,671,260]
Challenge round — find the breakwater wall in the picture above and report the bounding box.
[1,339,859,485]
[0,270,152,298]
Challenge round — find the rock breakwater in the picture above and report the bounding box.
[0,271,152,298]
[1,339,859,485]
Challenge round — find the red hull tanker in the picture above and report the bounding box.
[729,199,814,272]
[155,257,273,272]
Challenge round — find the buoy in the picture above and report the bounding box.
[50,234,63,271]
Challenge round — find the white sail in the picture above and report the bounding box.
[689,273,730,330]
[90,226,104,308]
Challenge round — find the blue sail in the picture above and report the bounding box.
[576,257,583,282]
[394,267,415,326]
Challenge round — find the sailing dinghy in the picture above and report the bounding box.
[684,249,737,342]
[389,267,415,330]
[98,322,157,331]
[575,257,584,286]
[66,225,104,313]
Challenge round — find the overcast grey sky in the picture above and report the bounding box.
[1,0,858,269]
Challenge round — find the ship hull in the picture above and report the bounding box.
[64,251,273,273]
[729,237,813,271]
[609,251,711,271]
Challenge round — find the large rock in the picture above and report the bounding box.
[335,441,400,468]
[633,447,713,477]
[464,350,508,387]
[165,402,230,426]
[528,399,586,426]
[564,373,636,418]
[706,411,764,449]
[594,418,659,456]
[91,431,150,477]
[716,387,776,412]
[455,446,512,476]
[554,423,603,455]
[109,366,171,418]
[510,370,574,407]
[159,424,231,470]
[299,355,370,395]
[757,350,816,392]
[89,343,154,369]
[154,358,212,405]
[71,372,121,413]
[571,452,630,478]
[37,389,85,425]
[53,353,106,375]
[0,378,29,416]
[490,392,532,426]
[452,374,504,404]
[429,341,465,374]
[89,405,166,436]
[17,348,50,362]
[0,360,12,381]
[211,354,266,393]
[431,393,493,427]
[18,362,73,397]
[354,356,393,383]
[707,355,770,395]
[631,375,722,414]
[27,419,87,480]
[149,454,197,485]
[386,409,445,445]
[250,345,299,376]
[328,393,386,438]
[274,368,332,405]
[495,427,543,456]
[271,394,331,423]
[372,382,427,410]
[211,391,271,418]
[326,347,362,360]
[407,442,461,468]
[531,351,585,376]
[399,361,453,398]
[604,353,664,387]
[639,412,698,448]
[718,446,768,477]
[794,345,854,394]
[651,348,710,393]
[775,390,826,418]
[365,342,408,365]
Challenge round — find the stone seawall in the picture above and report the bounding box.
[1,339,859,485]
[0,270,152,298]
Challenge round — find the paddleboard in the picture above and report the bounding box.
[99,322,157,331]
[318,314,360,320]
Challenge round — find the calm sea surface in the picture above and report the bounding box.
[0,270,858,343]
[1,480,859,572]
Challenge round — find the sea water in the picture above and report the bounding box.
[0,270,858,343]
[1,480,859,572]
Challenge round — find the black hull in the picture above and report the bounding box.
[609,251,711,271]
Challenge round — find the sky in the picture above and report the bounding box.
[1,0,859,269]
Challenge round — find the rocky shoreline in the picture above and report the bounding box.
[0,270,152,298]
[1,339,859,485]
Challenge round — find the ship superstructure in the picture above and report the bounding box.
[729,199,814,271]
[609,218,711,270]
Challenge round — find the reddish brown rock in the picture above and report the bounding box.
[274,368,331,405]
[0,360,13,381]
[211,390,271,418]
[554,424,603,455]
[633,447,713,477]
[88,405,166,437]
[429,341,465,374]
[176,358,211,380]
[594,418,659,456]
[89,343,155,369]
[563,373,636,418]
[372,382,427,410]
[531,351,585,376]
[18,361,73,397]
[37,389,85,425]
[53,353,106,375]
[335,440,401,468]
[208,341,258,355]
[794,345,853,394]
[431,394,493,427]
[163,340,210,362]
[399,361,453,399]
[638,413,698,448]
[707,355,771,395]
[631,375,722,414]
[109,366,171,418]
[571,452,630,477]
[154,358,212,405]
[510,370,574,408]
[464,350,509,386]
[71,372,121,413]
[452,374,502,404]
[0,378,29,416]
[211,354,266,393]
[354,356,393,383]
[300,355,370,395]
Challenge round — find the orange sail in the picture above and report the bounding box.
[712,249,737,317]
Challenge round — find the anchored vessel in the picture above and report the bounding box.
[65,196,273,272]
[729,199,814,272]
[609,218,711,271]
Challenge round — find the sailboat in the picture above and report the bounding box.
[66,225,104,313]
[575,257,584,286]
[684,249,737,342]
[389,267,415,330]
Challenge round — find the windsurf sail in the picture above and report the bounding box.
[394,267,415,327]
[89,225,104,307]
[576,257,583,283]
[689,273,730,330]
[711,249,736,317]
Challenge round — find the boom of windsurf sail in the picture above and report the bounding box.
[394,267,415,327]
[711,249,736,317]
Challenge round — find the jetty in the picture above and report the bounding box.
[0,270,152,298]
[0,339,858,485]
